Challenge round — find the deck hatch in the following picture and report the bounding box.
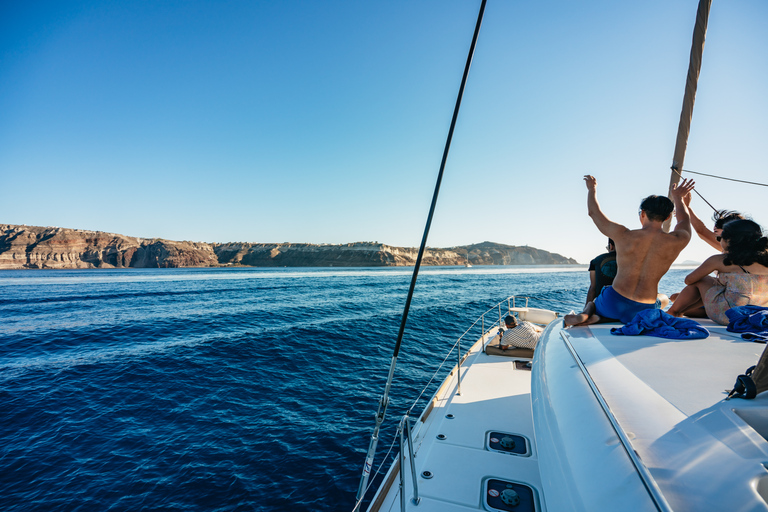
[487,431,529,456]
[485,478,536,512]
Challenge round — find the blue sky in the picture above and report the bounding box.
[1,0,766,264]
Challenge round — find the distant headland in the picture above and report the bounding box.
[0,224,578,269]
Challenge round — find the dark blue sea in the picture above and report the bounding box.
[0,265,690,511]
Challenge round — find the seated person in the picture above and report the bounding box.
[684,193,744,251]
[667,219,768,324]
[499,315,543,350]
[586,238,617,305]
[565,176,693,326]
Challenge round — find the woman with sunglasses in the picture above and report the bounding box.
[667,219,768,324]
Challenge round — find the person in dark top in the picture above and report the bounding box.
[586,238,617,305]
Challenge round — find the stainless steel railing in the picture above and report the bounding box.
[355,295,543,512]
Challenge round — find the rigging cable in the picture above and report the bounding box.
[671,166,768,215]
[354,0,487,504]
[671,167,718,213]
[351,433,400,512]
[679,168,768,188]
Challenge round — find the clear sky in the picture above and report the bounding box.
[1,0,766,264]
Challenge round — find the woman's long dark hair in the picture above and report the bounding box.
[713,209,744,230]
[722,219,768,267]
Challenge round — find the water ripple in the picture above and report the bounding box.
[0,266,689,511]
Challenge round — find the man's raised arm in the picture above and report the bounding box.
[683,192,720,250]
[669,178,695,238]
[584,175,627,239]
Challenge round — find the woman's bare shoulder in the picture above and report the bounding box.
[744,263,768,275]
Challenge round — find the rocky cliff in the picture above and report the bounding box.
[0,224,577,269]
[0,224,218,269]
[212,241,577,267]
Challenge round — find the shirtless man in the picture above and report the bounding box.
[565,175,695,326]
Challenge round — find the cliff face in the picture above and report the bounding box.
[462,241,577,266]
[0,224,578,269]
[0,225,218,269]
[212,241,578,267]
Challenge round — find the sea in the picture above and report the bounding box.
[0,265,690,512]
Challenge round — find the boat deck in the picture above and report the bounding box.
[570,319,765,415]
[370,333,545,511]
[564,319,768,512]
[369,317,768,512]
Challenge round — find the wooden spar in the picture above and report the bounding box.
[663,0,712,232]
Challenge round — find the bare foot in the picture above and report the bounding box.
[564,313,589,326]
[657,294,670,310]
[582,314,602,325]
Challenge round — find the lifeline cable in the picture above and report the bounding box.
[354,0,487,503]
[680,168,768,188]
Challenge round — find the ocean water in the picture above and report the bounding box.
[0,266,690,511]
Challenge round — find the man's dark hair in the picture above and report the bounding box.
[639,195,674,222]
[713,209,745,230]
[504,315,518,328]
[608,238,615,251]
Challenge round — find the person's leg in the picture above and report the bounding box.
[682,304,708,318]
[668,276,716,317]
[669,291,705,316]
[667,285,700,317]
[565,301,598,326]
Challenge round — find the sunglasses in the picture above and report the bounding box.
[716,236,722,242]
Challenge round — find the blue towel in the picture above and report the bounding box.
[726,306,768,333]
[610,309,709,339]
[741,332,768,343]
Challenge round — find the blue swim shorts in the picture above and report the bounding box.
[593,285,660,324]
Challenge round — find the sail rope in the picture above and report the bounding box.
[671,167,719,213]
[355,0,487,503]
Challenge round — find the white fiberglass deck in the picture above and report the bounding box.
[370,335,545,512]
[563,320,768,512]
[370,318,768,512]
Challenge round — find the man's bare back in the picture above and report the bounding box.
[612,227,689,303]
[565,176,694,326]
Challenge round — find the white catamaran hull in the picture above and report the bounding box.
[367,304,768,512]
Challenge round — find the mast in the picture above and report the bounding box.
[663,0,712,232]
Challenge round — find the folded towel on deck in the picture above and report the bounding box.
[610,309,709,339]
[741,332,768,343]
[726,306,768,333]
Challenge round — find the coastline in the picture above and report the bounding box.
[0,224,578,270]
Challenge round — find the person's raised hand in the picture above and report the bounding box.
[671,178,695,200]
[583,175,597,191]
[682,189,692,207]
